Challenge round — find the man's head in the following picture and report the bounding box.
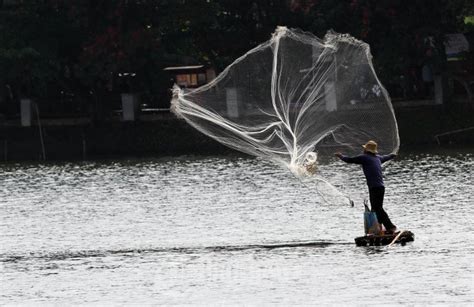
[362,140,378,154]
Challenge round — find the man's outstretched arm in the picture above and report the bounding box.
[380,153,397,163]
[335,152,364,164]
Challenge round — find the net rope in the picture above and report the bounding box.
[171,26,399,197]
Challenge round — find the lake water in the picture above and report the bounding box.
[1,149,473,304]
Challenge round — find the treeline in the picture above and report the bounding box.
[0,0,472,116]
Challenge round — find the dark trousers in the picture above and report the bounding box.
[369,186,396,231]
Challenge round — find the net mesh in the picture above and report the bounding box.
[171,26,399,178]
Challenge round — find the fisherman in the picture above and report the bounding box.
[335,140,398,234]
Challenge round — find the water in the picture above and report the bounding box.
[1,150,473,304]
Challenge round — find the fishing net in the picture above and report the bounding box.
[171,26,399,191]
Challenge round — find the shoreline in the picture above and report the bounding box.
[0,103,472,163]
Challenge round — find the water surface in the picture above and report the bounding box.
[1,151,473,304]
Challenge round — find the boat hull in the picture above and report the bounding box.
[355,231,415,246]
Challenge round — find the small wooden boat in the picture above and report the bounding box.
[354,230,415,247]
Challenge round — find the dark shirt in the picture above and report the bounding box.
[340,153,396,188]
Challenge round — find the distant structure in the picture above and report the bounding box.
[445,32,474,105]
[163,65,216,89]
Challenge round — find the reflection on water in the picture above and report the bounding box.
[1,150,473,304]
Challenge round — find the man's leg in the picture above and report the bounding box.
[369,186,396,231]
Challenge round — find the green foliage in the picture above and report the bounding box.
[465,16,474,31]
[291,0,474,95]
[0,0,472,106]
[0,4,59,97]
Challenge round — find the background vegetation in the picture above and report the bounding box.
[0,0,473,116]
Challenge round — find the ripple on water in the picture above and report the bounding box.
[1,152,473,304]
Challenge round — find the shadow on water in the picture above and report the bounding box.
[0,240,356,263]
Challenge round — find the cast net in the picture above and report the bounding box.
[171,27,399,194]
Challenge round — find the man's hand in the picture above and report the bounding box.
[334,152,343,159]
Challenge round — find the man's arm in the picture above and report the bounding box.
[335,152,364,164]
[380,153,397,163]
